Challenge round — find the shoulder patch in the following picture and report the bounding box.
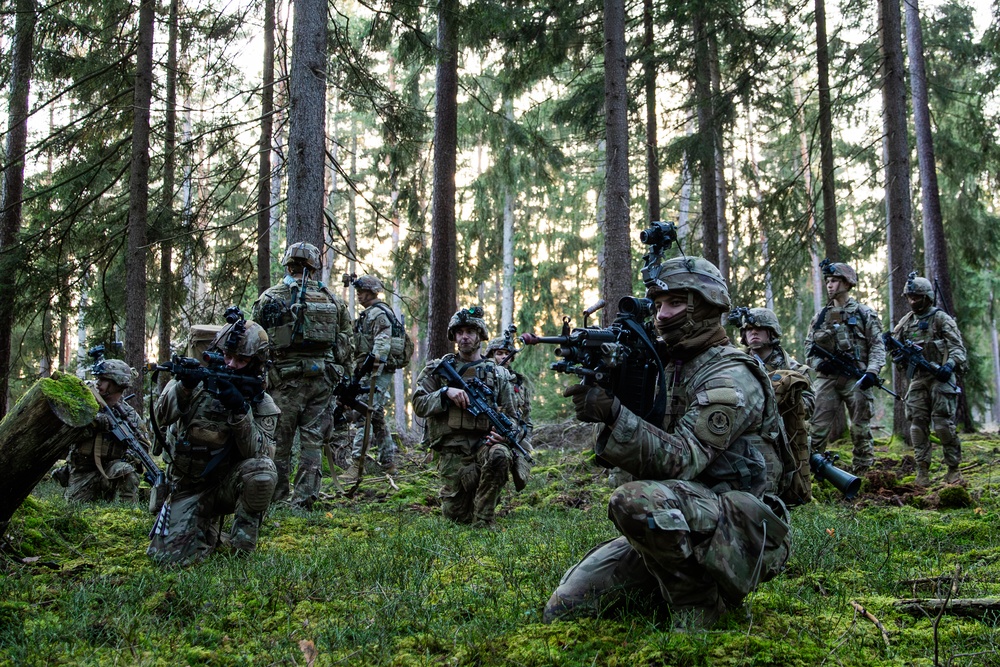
[707,410,731,436]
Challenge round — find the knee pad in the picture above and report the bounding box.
[239,457,278,513]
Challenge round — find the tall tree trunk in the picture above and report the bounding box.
[693,13,719,265]
[903,0,952,314]
[125,0,155,413]
[643,0,660,224]
[991,287,1000,426]
[285,0,327,248]
[501,99,515,331]
[427,0,459,359]
[0,0,35,419]
[793,80,824,310]
[602,0,631,326]
[815,0,840,261]
[710,34,728,285]
[746,103,773,307]
[257,0,276,293]
[158,0,179,379]
[879,0,914,437]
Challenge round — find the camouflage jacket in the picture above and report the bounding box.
[805,297,886,376]
[754,346,815,417]
[252,277,353,368]
[353,300,393,367]
[70,396,151,467]
[892,307,966,376]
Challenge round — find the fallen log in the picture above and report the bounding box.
[0,372,98,530]
[894,598,1000,619]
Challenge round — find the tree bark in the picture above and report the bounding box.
[815,0,840,261]
[693,12,719,266]
[257,0,276,293]
[285,0,327,248]
[125,0,156,413]
[0,373,98,530]
[427,0,459,359]
[601,0,631,326]
[157,0,179,382]
[643,0,660,225]
[0,0,36,419]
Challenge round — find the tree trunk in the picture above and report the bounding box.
[125,0,156,413]
[710,34,729,284]
[693,12,719,266]
[0,0,36,419]
[285,0,327,248]
[157,0,179,381]
[991,287,1000,425]
[793,80,824,310]
[815,0,840,261]
[643,0,660,225]
[0,373,98,530]
[427,0,459,359]
[880,0,914,437]
[257,0,276,293]
[601,0,631,326]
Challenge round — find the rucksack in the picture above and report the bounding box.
[374,303,415,370]
[768,368,813,506]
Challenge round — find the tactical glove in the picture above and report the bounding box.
[816,360,837,375]
[857,372,879,390]
[216,379,249,415]
[935,363,953,383]
[179,373,200,390]
[93,412,112,431]
[563,384,621,425]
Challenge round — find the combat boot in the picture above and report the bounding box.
[381,458,398,476]
[943,466,964,485]
[914,462,930,487]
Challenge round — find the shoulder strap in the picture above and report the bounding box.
[373,302,400,329]
[812,306,829,331]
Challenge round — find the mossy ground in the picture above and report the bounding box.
[2,428,999,666]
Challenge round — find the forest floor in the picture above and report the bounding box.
[2,423,999,666]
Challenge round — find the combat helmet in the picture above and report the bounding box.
[902,272,934,298]
[281,241,322,272]
[643,255,731,311]
[447,306,489,341]
[820,259,858,287]
[353,275,384,294]
[94,359,135,389]
[739,307,782,346]
[484,336,515,358]
[210,319,270,368]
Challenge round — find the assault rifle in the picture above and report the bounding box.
[147,354,265,400]
[882,332,961,392]
[521,296,667,426]
[332,353,376,415]
[434,358,534,463]
[808,344,900,400]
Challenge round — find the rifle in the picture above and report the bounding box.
[332,353,376,415]
[882,332,961,392]
[521,296,667,426]
[808,344,900,400]
[147,354,265,400]
[291,266,311,342]
[434,358,534,463]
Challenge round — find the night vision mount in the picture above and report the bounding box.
[639,221,680,288]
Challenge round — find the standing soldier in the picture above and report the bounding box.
[342,275,398,480]
[62,359,151,502]
[149,317,280,566]
[484,333,533,449]
[890,274,967,486]
[805,261,886,475]
[411,307,519,527]
[252,242,353,509]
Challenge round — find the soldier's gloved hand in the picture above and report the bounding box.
[816,360,836,375]
[890,349,906,364]
[857,372,879,390]
[179,373,200,390]
[93,412,112,431]
[563,384,621,424]
[216,380,249,415]
[935,363,954,383]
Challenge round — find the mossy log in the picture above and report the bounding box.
[0,371,98,528]
[894,598,1000,619]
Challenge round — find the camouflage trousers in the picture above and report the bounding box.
[808,375,876,469]
[322,406,354,473]
[66,459,140,503]
[905,376,961,468]
[350,370,396,466]
[544,479,790,624]
[437,442,511,525]
[270,370,333,505]
[147,457,276,567]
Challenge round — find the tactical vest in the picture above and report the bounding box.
[426,356,503,443]
[895,308,947,366]
[167,389,237,480]
[255,279,342,350]
[812,302,873,367]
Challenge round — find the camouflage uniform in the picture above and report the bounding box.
[412,310,518,525]
[252,242,353,507]
[348,278,397,473]
[891,275,966,483]
[65,360,151,503]
[484,336,534,447]
[148,320,280,567]
[545,257,790,625]
[806,285,885,472]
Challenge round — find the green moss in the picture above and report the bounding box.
[938,485,973,509]
[38,373,99,425]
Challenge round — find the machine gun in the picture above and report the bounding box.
[434,358,534,463]
[332,353,376,415]
[809,344,900,400]
[810,452,862,500]
[521,296,667,426]
[882,332,961,392]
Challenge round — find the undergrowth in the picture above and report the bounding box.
[2,432,999,666]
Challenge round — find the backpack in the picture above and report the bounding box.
[374,303,415,370]
[768,369,813,506]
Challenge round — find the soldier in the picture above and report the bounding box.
[805,261,886,475]
[484,334,533,448]
[252,242,353,509]
[544,257,790,626]
[891,274,967,486]
[61,359,151,503]
[342,275,398,480]
[149,318,280,567]
[411,307,518,527]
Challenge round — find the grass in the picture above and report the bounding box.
[2,431,1000,666]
